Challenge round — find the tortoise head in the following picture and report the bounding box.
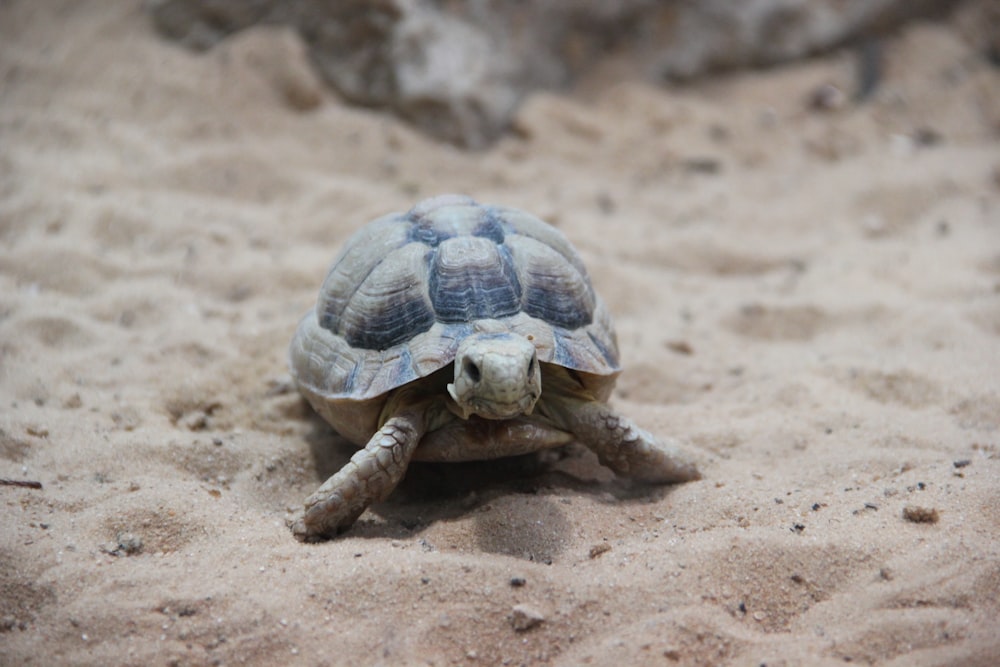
[447,333,540,420]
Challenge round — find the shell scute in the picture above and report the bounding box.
[428,237,522,324]
[332,243,435,350]
[505,235,594,330]
[317,216,411,333]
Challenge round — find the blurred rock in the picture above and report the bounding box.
[145,0,290,49]
[952,0,1000,64]
[299,1,521,149]
[509,603,546,631]
[146,0,962,147]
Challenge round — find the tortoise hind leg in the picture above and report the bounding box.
[560,401,700,483]
[292,408,426,541]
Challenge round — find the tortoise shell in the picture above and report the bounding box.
[289,195,620,405]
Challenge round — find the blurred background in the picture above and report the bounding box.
[1,2,998,666]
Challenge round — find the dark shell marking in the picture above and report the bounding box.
[291,195,620,401]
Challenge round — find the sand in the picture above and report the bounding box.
[2,2,999,665]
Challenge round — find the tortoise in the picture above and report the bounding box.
[289,194,699,540]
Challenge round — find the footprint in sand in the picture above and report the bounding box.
[723,303,829,342]
[838,368,943,409]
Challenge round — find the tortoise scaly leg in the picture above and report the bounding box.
[560,401,700,483]
[292,409,426,541]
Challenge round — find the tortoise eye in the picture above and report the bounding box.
[464,359,481,383]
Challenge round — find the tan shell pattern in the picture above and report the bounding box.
[290,195,620,401]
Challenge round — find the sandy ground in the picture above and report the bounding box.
[2,2,999,665]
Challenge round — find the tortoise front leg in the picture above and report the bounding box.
[292,408,426,541]
[559,401,700,484]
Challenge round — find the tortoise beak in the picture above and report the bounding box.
[446,383,472,420]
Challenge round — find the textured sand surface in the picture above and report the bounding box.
[2,3,999,665]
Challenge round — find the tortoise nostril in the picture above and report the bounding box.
[464,359,481,383]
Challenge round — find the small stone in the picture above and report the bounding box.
[588,543,611,559]
[902,505,939,524]
[665,340,693,355]
[116,532,143,555]
[111,407,142,431]
[509,604,545,631]
[509,576,526,587]
[912,126,942,147]
[808,82,847,111]
[595,192,616,215]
